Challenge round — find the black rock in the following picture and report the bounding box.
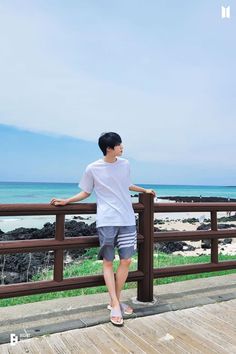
[218,215,236,222]
[201,238,232,249]
[155,241,195,254]
[159,196,236,202]
[182,218,199,224]
[198,222,235,251]
[154,219,165,225]
[197,223,236,231]
[222,238,232,245]
[73,215,91,220]
[201,240,211,249]
[2,272,23,284]
[0,220,98,285]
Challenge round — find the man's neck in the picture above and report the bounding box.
[103,155,117,163]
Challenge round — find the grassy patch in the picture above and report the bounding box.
[153,252,236,285]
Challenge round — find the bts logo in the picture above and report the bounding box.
[221,6,230,18]
[10,333,18,346]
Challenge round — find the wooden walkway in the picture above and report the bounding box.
[1,299,236,354]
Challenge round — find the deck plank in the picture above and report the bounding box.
[57,332,87,354]
[102,323,146,353]
[217,302,236,313]
[126,318,178,353]
[79,326,130,353]
[133,316,192,353]
[44,334,72,354]
[180,307,236,347]
[29,336,55,354]
[167,307,236,353]
[187,308,236,342]
[162,311,228,354]
[0,344,25,354]
[196,304,236,325]
[143,315,207,354]
[68,330,101,354]
[110,325,160,353]
[1,299,236,354]
[13,339,40,354]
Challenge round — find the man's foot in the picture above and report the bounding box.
[120,303,133,315]
[107,302,133,315]
[110,307,123,327]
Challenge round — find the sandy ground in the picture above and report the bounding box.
[155,214,236,256]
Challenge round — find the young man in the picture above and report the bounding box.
[50,132,156,326]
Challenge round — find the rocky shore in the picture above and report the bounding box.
[0,220,97,285]
[132,195,236,202]
[158,196,236,202]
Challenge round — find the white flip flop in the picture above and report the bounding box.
[110,307,124,326]
[107,303,133,315]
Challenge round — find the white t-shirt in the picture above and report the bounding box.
[79,157,136,227]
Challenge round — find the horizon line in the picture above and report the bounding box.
[0,181,235,188]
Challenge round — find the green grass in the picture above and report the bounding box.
[153,252,236,285]
[0,249,235,307]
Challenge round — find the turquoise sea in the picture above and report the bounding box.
[1,182,236,204]
[1,182,236,232]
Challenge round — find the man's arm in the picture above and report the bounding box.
[50,191,91,206]
[129,185,156,197]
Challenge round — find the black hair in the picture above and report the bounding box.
[98,132,122,156]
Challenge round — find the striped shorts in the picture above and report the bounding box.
[97,225,137,261]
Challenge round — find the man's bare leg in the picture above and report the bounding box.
[103,259,122,322]
[107,258,133,313]
[115,258,131,301]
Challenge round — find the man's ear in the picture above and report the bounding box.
[106,146,113,153]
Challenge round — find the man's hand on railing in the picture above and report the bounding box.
[129,185,157,198]
[145,189,156,197]
[50,192,90,206]
[50,198,68,206]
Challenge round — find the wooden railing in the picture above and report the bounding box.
[0,194,236,302]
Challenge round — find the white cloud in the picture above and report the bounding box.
[0,1,235,172]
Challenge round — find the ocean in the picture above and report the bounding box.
[1,182,236,204]
[1,182,235,232]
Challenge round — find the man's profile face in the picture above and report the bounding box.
[115,143,123,156]
[107,143,123,156]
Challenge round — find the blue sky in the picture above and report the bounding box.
[0,1,235,185]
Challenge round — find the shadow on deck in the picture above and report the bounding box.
[0,274,236,353]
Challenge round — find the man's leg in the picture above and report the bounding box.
[107,258,133,313]
[103,259,122,322]
[115,258,132,302]
[113,224,137,312]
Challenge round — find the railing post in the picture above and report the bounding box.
[54,214,65,282]
[137,193,154,302]
[211,211,218,263]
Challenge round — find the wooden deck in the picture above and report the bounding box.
[1,299,236,354]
